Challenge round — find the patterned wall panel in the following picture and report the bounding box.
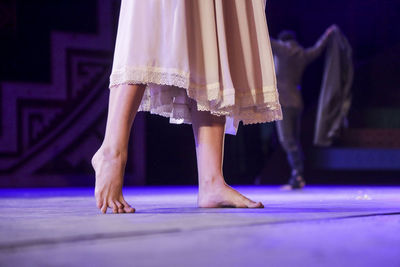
[0,0,145,187]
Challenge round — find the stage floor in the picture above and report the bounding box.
[0,186,399,266]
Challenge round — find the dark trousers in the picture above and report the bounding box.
[276,106,304,176]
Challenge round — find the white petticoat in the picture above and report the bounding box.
[110,0,282,134]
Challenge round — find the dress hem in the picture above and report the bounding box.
[109,67,282,131]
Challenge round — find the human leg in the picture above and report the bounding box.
[191,103,264,208]
[276,107,305,189]
[92,84,146,213]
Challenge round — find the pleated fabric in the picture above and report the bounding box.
[110,0,282,134]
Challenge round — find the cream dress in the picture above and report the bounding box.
[110,0,282,134]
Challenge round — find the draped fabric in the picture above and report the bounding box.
[314,28,353,146]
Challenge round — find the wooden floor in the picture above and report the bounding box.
[1,186,400,267]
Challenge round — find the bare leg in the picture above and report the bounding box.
[191,103,264,208]
[92,84,146,214]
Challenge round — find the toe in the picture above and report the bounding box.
[249,201,264,208]
[109,201,118,214]
[124,206,135,213]
[241,196,257,207]
[121,199,135,213]
[243,197,264,208]
[118,208,125,213]
[100,203,108,214]
[96,198,103,209]
[95,190,105,209]
[115,200,124,209]
[129,207,136,213]
[115,200,125,213]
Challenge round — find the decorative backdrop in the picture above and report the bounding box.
[1,0,399,187]
[0,0,145,187]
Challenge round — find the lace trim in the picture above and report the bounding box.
[139,102,283,125]
[111,66,223,90]
[110,66,279,101]
[111,67,282,130]
[110,66,189,89]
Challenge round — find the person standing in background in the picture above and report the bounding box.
[270,25,336,189]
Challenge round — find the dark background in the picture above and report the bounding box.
[0,0,399,187]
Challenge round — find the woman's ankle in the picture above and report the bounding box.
[96,146,127,161]
[199,175,226,190]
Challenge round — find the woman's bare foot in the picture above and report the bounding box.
[198,179,264,208]
[92,148,135,214]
